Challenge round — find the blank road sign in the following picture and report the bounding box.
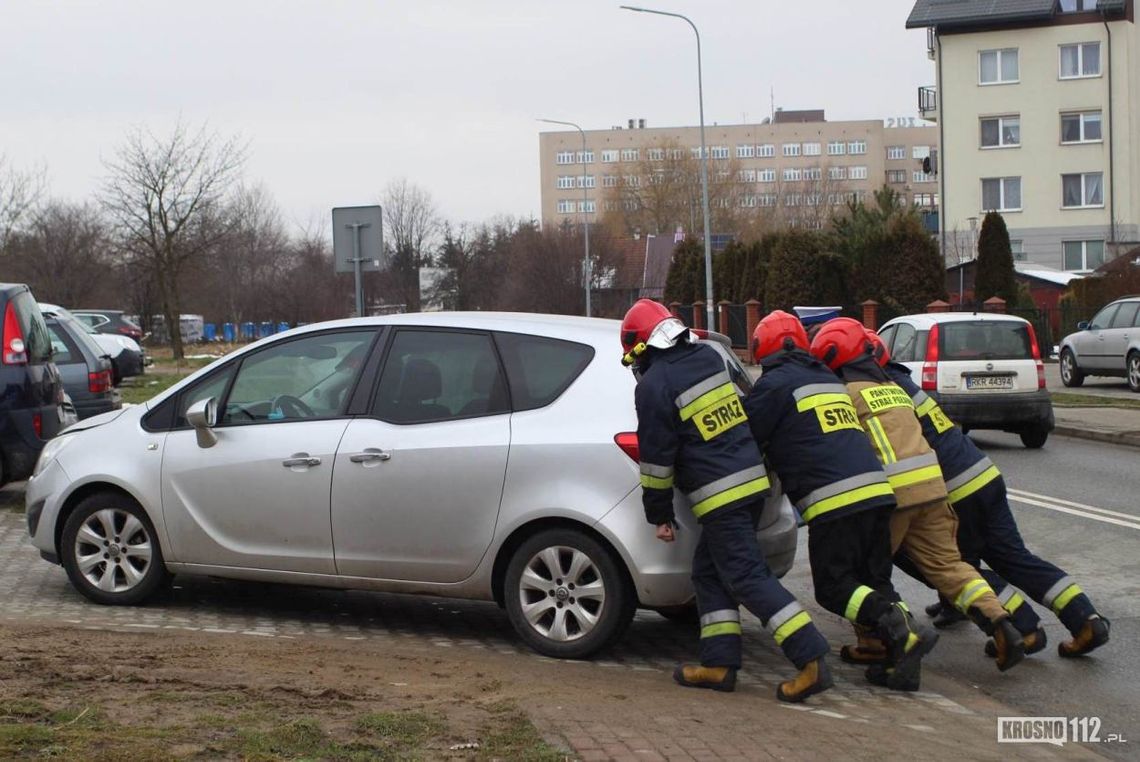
[332,205,384,274]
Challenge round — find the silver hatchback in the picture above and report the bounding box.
[26,313,797,658]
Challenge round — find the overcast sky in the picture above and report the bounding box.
[3,0,933,236]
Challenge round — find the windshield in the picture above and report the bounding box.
[939,321,1032,361]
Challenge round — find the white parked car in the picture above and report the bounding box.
[1058,296,1140,393]
[25,313,798,657]
[877,312,1054,448]
[40,303,145,382]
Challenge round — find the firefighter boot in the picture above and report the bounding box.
[986,627,1047,658]
[840,623,888,665]
[1059,615,1110,658]
[672,664,737,692]
[878,603,939,691]
[989,617,1026,672]
[776,657,833,703]
[926,598,967,629]
[864,663,920,692]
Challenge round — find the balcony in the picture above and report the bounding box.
[918,86,938,122]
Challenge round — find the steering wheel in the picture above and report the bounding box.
[270,394,315,419]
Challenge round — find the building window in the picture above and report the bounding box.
[982,177,1022,211]
[556,151,574,165]
[886,169,906,184]
[1061,111,1102,143]
[827,141,846,156]
[785,193,802,207]
[848,140,867,155]
[1059,0,1099,12]
[690,146,707,159]
[758,168,776,183]
[806,192,824,207]
[623,175,641,188]
[602,175,618,188]
[714,170,732,183]
[913,145,931,160]
[1060,42,1100,79]
[1062,172,1103,207]
[980,48,1019,84]
[980,116,1020,148]
[667,148,685,160]
[783,168,802,182]
[736,144,755,159]
[830,166,849,181]
[1011,240,1026,261]
[757,144,775,158]
[556,199,575,214]
[603,200,620,212]
[576,200,596,214]
[620,148,639,162]
[710,146,730,160]
[849,166,868,180]
[803,142,822,156]
[601,149,619,163]
[1063,240,1105,271]
[740,195,758,208]
[802,167,821,181]
[647,171,665,186]
[556,176,575,189]
[576,175,595,189]
[576,150,594,164]
[758,194,777,207]
[913,170,935,183]
[886,145,906,160]
[647,148,665,161]
[738,169,757,183]
[783,143,801,157]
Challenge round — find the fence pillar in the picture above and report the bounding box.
[860,299,880,330]
[926,299,951,314]
[745,300,762,359]
[717,301,731,335]
[983,296,1007,314]
[692,301,706,330]
[669,302,682,320]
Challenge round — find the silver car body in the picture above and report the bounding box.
[26,313,797,610]
[1059,297,1140,382]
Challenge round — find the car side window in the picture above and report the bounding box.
[1089,305,1118,331]
[46,324,77,364]
[1109,302,1138,329]
[175,368,236,428]
[221,331,376,424]
[877,325,898,353]
[891,323,918,363]
[14,292,52,362]
[493,332,594,412]
[372,330,508,424]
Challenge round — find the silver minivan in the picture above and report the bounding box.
[25,313,798,658]
[1059,297,1140,393]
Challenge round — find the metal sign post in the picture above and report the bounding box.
[332,206,384,318]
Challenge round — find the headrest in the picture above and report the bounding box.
[400,358,442,401]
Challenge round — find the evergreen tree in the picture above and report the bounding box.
[974,211,1017,304]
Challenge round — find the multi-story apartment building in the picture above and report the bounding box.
[908,0,1139,272]
[537,112,939,233]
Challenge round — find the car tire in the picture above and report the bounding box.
[60,492,169,606]
[1019,428,1049,449]
[1060,349,1084,388]
[504,528,635,659]
[1128,352,1140,394]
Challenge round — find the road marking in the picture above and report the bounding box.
[1007,489,1140,531]
[1007,488,1139,521]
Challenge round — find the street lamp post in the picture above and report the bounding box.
[538,118,592,318]
[620,5,714,330]
[966,215,979,309]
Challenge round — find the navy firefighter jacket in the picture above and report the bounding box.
[883,361,1001,505]
[635,341,771,526]
[744,349,895,524]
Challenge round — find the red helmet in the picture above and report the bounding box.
[752,310,808,363]
[809,317,874,370]
[620,299,674,365]
[865,329,890,367]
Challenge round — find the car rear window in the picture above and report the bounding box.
[940,321,1032,361]
[493,332,594,412]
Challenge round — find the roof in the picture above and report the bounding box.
[1094,244,1140,274]
[882,312,1032,328]
[906,0,1124,30]
[603,235,676,298]
[1013,264,1085,287]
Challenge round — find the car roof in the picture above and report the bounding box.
[881,312,1030,329]
[284,312,621,344]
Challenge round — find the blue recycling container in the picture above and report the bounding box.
[203,323,217,342]
[222,322,236,343]
[241,322,256,340]
[258,321,273,338]
[277,321,289,334]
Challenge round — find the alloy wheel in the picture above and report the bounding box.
[1129,354,1140,392]
[73,508,154,593]
[516,545,606,642]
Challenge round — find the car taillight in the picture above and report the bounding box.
[921,324,940,391]
[33,413,41,439]
[614,432,640,463]
[2,302,27,365]
[88,369,112,394]
[1026,323,1046,389]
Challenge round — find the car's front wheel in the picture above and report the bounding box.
[1128,352,1140,393]
[1020,427,1049,449]
[60,492,169,606]
[504,528,635,659]
[1060,349,1084,388]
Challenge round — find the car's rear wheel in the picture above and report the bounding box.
[504,528,635,659]
[1060,349,1084,388]
[1019,427,1049,449]
[1128,352,1140,393]
[61,492,168,606]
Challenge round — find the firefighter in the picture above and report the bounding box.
[809,318,1026,681]
[745,311,938,691]
[865,329,1110,659]
[621,299,832,702]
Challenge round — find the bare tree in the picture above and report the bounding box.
[0,156,45,252]
[378,178,440,312]
[207,184,290,324]
[101,121,246,358]
[5,201,113,306]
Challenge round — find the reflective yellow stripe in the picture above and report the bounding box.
[640,474,675,490]
[865,418,897,464]
[801,482,895,523]
[947,465,1001,504]
[795,392,853,412]
[955,578,993,613]
[1051,584,1083,614]
[1004,592,1026,614]
[701,621,743,639]
[691,477,771,518]
[772,611,812,646]
[915,397,938,417]
[845,586,874,622]
[679,383,736,421]
[886,464,943,490]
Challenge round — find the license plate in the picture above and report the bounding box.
[966,375,1014,390]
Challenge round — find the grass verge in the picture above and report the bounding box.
[1051,392,1140,409]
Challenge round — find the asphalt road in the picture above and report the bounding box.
[878,430,1139,759]
[1044,361,1136,399]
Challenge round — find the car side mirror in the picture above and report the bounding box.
[1077,321,1090,331]
[185,397,219,448]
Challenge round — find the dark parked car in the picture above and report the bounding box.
[0,283,65,485]
[72,309,144,342]
[44,314,121,420]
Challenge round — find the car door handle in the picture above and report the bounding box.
[349,448,391,463]
[282,453,321,468]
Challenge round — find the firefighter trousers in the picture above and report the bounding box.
[807,506,899,627]
[692,500,830,670]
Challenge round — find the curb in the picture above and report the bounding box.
[1052,424,1140,449]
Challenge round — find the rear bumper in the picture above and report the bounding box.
[936,389,1054,432]
[113,350,145,379]
[0,407,54,482]
[74,395,122,420]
